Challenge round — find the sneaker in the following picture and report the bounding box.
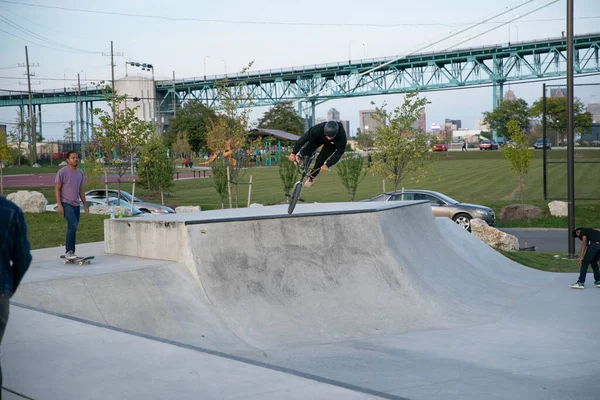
[66,252,77,260]
[569,282,585,289]
[304,177,315,188]
[595,281,600,288]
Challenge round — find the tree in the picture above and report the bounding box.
[64,121,75,142]
[83,144,103,190]
[137,134,175,203]
[530,96,593,146]
[371,92,432,193]
[173,132,192,160]
[503,120,534,204]
[483,98,530,140]
[204,64,255,207]
[258,102,304,136]
[8,111,27,166]
[210,159,230,209]
[0,129,11,195]
[356,128,375,150]
[166,100,216,153]
[336,153,367,201]
[92,83,155,200]
[278,155,298,201]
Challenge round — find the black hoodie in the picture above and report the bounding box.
[292,122,348,167]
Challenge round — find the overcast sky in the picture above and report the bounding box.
[1,0,598,139]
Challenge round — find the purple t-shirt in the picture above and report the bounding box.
[55,166,84,206]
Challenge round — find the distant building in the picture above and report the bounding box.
[504,89,517,101]
[115,76,158,127]
[475,118,490,131]
[445,118,461,129]
[359,109,385,133]
[339,120,351,139]
[550,87,566,98]
[452,129,481,143]
[418,109,426,132]
[587,103,600,123]
[327,108,340,121]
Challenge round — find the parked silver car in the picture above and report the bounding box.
[363,189,495,231]
[85,189,175,214]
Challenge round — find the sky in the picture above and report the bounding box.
[0,0,599,140]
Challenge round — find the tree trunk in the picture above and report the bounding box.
[1,163,3,196]
[519,175,524,204]
[146,167,151,194]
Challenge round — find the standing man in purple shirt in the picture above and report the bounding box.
[54,151,89,259]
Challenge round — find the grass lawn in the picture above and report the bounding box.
[25,212,108,250]
[9,149,600,258]
[500,250,580,273]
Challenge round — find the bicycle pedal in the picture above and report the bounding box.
[298,197,306,203]
[285,193,292,198]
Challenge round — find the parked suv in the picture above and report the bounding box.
[533,139,552,149]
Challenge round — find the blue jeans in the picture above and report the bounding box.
[578,243,600,284]
[63,203,80,253]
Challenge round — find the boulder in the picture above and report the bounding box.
[175,206,201,213]
[499,204,542,221]
[89,205,130,216]
[548,201,568,217]
[32,163,41,168]
[471,219,519,251]
[7,191,48,213]
[249,203,264,208]
[58,161,67,167]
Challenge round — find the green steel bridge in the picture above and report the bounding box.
[1,32,599,138]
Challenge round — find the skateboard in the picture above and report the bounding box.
[60,255,95,266]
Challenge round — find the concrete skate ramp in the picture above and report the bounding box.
[14,202,552,354]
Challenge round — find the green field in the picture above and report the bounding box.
[8,149,600,257]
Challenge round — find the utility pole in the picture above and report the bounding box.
[172,71,177,117]
[78,73,85,160]
[566,0,576,258]
[25,46,36,165]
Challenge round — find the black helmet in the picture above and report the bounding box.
[324,121,339,138]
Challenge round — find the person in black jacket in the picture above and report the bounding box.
[569,227,600,289]
[0,196,32,390]
[288,121,347,188]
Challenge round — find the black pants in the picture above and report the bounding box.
[299,142,336,179]
[578,243,600,284]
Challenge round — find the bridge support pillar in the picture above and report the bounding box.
[310,100,316,128]
[37,105,42,143]
[75,102,80,150]
[492,82,505,141]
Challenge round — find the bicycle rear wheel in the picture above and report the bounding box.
[287,181,304,214]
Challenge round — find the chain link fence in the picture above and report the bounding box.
[543,83,600,200]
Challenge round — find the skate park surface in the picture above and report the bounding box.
[3,202,599,399]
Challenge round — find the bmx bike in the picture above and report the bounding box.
[286,152,318,215]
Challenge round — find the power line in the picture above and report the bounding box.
[0,16,97,54]
[1,0,598,28]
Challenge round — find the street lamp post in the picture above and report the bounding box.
[126,61,157,126]
[204,56,210,80]
[222,60,227,75]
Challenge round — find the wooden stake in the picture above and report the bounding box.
[247,175,253,207]
[227,166,232,209]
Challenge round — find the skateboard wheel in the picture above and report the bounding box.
[201,229,207,233]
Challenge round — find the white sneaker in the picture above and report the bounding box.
[66,252,78,260]
[304,177,315,188]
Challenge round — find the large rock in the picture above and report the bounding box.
[7,191,48,213]
[249,203,264,208]
[471,219,519,251]
[175,206,201,213]
[548,201,568,217]
[58,161,67,167]
[89,205,130,216]
[499,204,542,221]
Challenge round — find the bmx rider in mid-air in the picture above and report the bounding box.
[288,121,347,188]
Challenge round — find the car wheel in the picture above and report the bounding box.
[453,213,472,231]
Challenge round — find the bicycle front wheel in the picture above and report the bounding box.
[287,181,304,215]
